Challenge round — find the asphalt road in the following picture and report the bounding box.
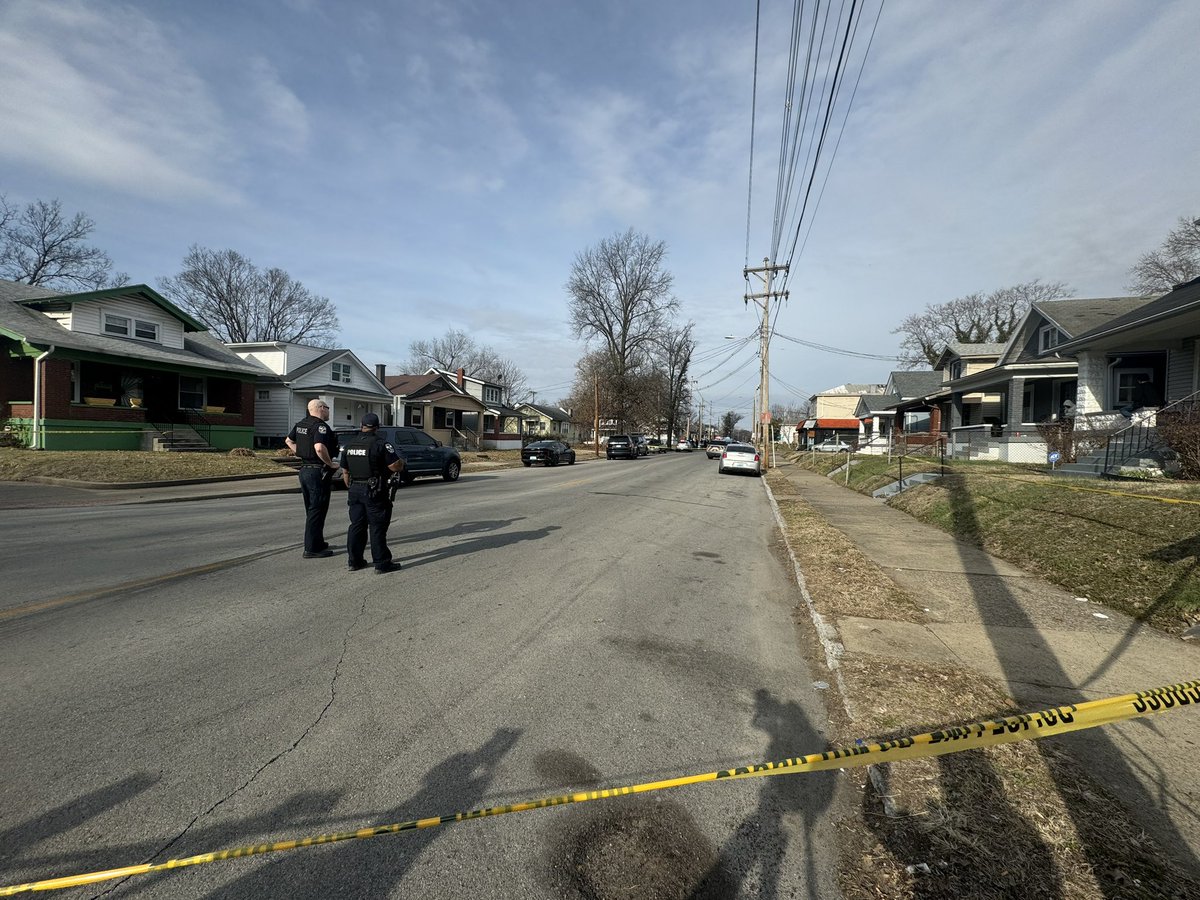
[0,453,841,899]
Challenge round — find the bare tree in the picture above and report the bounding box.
[1127,215,1200,295]
[893,279,1073,368]
[653,323,695,443]
[0,196,128,290]
[406,328,528,404]
[567,229,678,430]
[158,246,338,345]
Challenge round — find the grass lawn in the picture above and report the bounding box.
[785,450,1200,633]
[764,468,1200,899]
[0,448,290,482]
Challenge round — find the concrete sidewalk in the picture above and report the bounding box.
[769,459,1200,874]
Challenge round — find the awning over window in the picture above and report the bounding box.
[813,418,861,429]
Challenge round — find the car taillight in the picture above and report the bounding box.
[754,453,760,461]
[721,451,727,459]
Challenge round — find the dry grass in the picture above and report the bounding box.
[0,448,286,482]
[764,469,1200,899]
[782,452,1200,633]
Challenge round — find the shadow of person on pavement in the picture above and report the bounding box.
[689,689,836,900]
[0,773,157,877]
[196,727,522,899]
[399,527,561,570]
[392,518,525,545]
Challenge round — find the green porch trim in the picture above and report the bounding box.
[5,418,252,451]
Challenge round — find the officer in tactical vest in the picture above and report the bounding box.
[285,398,340,558]
[339,412,405,573]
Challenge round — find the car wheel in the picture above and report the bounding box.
[442,460,461,482]
[523,461,532,467]
[550,455,559,466]
[400,471,416,484]
[568,455,575,465]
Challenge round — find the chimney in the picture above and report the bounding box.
[456,367,465,388]
[375,363,386,381]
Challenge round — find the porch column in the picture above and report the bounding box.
[1076,351,1106,413]
[949,394,964,429]
[1007,377,1025,425]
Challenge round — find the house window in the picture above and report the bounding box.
[179,376,205,410]
[70,361,80,403]
[103,314,130,336]
[442,409,456,429]
[103,313,160,342]
[410,407,423,427]
[1039,326,1062,353]
[949,360,963,380]
[484,386,500,403]
[257,390,270,401]
[1115,370,1154,407]
[331,362,351,383]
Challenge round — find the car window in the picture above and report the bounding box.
[726,444,755,453]
[412,430,437,446]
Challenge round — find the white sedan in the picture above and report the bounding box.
[813,439,853,452]
[718,442,762,476]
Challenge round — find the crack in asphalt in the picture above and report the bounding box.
[91,593,372,898]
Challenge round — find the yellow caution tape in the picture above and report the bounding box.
[2,679,1196,896]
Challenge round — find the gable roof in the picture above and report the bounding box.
[1056,277,1200,351]
[384,373,445,396]
[4,281,208,331]
[0,281,264,376]
[520,402,571,422]
[855,393,901,416]
[887,370,942,398]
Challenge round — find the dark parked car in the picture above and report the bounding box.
[335,426,462,484]
[606,434,638,459]
[522,440,576,467]
[630,433,650,456]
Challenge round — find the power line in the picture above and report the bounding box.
[774,330,905,361]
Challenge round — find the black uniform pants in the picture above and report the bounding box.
[298,466,332,552]
[346,482,393,567]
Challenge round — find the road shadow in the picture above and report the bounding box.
[391,517,525,546]
[192,727,522,899]
[0,774,157,870]
[399,526,561,570]
[941,479,1200,894]
[688,688,836,900]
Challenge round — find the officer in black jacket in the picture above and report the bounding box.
[339,412,405,573]
[285,398,340,558]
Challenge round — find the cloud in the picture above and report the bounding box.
[247,57,311,150]
[0,1,238,202]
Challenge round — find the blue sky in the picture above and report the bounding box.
[2,0,1197,422]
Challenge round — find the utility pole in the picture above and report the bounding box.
[593,372,600,456]
[744,257,788,466]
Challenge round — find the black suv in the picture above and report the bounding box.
[335,426,462,483]
[606,434,638,460]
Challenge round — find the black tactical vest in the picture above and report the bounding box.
[344,433,379,480]
[294,415,321,461]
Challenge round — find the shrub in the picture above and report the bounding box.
[1155,405,1200,479]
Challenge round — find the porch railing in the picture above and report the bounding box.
[1100,388,1200,475]
[182,408,213,447]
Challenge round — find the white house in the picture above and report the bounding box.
[229,341,394,447]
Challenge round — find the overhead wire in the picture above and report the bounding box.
[774,330,905,361]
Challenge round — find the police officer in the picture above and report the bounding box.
[285,398,340,559]
[339,412,405,573]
